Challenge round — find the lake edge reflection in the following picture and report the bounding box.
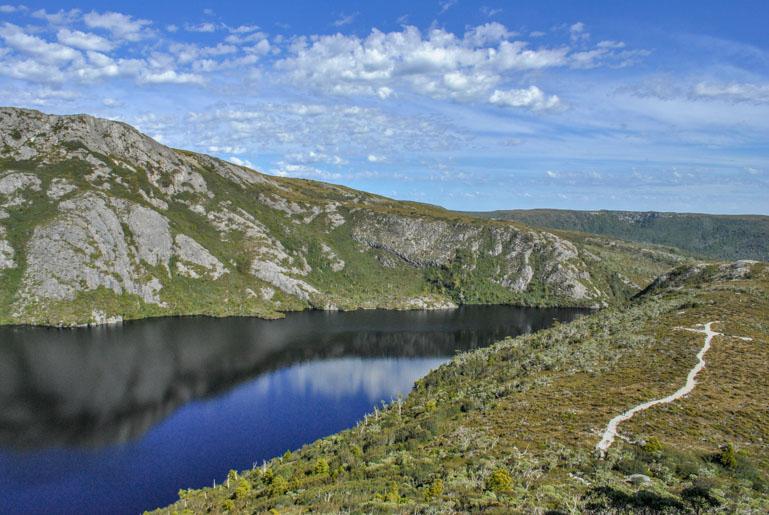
[0,305,588,515]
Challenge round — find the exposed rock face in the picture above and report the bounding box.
[173,234,226,279]
[19,192,166,307]
[638,260,763,298]
[351,212,483,267]
[0,226,14,270]
[0,107,688,325]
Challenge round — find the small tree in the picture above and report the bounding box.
[269,475,288,496]
[718,443,738,470]
[486,468,512,494]
[424,478,444,502]
[643,436,663,453]
[313,458,330,476]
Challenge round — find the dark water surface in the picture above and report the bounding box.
[0,306,587,514]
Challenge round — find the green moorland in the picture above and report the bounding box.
[465,208,769,262]
[152,261,769,514]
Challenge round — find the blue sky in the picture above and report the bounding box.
[1,1,767,214]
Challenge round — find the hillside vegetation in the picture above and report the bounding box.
[0,108,692,326]
[154,260,769,513]
[466,209,769,262]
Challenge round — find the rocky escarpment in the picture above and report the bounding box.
[0,107,691,326]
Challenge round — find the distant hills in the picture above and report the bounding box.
[465,209,769,262]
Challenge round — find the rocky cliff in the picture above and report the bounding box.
[0,107,690,326]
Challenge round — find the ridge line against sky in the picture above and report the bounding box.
[0,0,767,214]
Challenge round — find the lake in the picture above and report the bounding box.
[0,305,587,514]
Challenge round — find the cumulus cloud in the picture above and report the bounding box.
[569,21,589,42]
[597,40,625,49]
[31,8,80,25]
[275,24,575,107]
[185,22,219,33]
[0,5,25,13]
[463,22,515,46]
[57,28,114,52]
[137,69,205,85]
[489,86,564,111]
[83,11,153,41]
[0,22,81,64]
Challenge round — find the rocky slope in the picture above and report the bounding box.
[467,208,769,262]
[154,261,769,513]
[0,107,689,326]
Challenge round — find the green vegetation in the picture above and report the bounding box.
[466,208,769,262]
[0,108,695,326]
[152,261,769,513]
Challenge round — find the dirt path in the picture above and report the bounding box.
[596,321,721,457]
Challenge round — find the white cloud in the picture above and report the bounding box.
[0,5,24,13]
[83,11,153,41]
[367,154,385,162]
[569,21,589,42]
[597,40,625,49]
[546,170,559,178]
[185,22,218,33]
[439,0,458,14]
[166,24,178,32]
[0,57,66,82]
[692,81,769,104]
[285,151,346,165]
[744,167,764,175]
[275,25,573,104]
[0,22,81,64]
[463,22,515,47]
[624,78,769,105]
[138,69,205,85]
[229,25,260,34]
[229,156,254,168]
[57,28,114,52]
[489,86,564,111]
[31,8,80,25]
[480,6,502,17]
[170,42,238,64]
[271,162,342,180]
[333,12,358,27]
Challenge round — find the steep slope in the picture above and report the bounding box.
[465,208,769,262]
[0,107,689,326]
[154,261,769,513]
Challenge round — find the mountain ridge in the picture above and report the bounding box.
[0,107,692,326]
[464,208,769,262]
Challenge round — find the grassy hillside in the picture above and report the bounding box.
[0,108,694,326]
[152,260,769,513]
[465,209,769,262]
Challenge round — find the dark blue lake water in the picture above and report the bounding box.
[0,306,586,514]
